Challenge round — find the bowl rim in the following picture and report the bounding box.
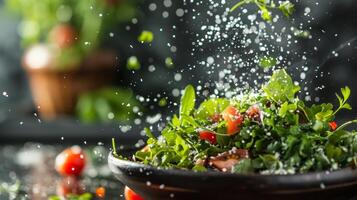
[108,152,357,180]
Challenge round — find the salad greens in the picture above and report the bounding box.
[126,69,357,174]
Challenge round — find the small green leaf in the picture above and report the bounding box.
[262,69,300,103]
[341,86,351,100]
[333,86,352,115]
[159,98,167,107]
[259,56,277,69]
[278,102,297,117]
[165,57,174,68]
[180,85,196,118]
[278,1,294,17]
[127,56,141,70]
[195,98,230,120]
[138,30,154,43]
[261,7,272,22]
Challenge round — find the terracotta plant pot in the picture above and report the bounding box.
[23,45,117,119]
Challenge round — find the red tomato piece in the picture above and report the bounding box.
[55,146,86,177]
[199,131,217,144]
[124,186,144,200]
[246,105,261,121]
[221,105,243,135]
[329,121,338,131]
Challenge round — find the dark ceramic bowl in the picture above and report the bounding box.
[108,153,357,200]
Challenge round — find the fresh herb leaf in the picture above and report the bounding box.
[180,85,196,118]
[262,69,300,103]
[278,1,294,17]
[333,86,352,115]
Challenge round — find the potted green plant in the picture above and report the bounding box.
[5,0,139,119]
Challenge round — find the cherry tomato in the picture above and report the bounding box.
[199,131,217,144]
[221,105,243,135]
[55,146,86,177]
[56,176,84,197]
[329,121,338,131]
[50,24,77,48]
[124,186,144,200]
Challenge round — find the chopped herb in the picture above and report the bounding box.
[126,56,141,70]
[259,56,277,69]
[138,30,154,43]
[165,57,174,68]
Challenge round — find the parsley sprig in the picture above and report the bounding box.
[230,0,295,22]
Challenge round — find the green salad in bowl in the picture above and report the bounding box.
[126,69,356,175]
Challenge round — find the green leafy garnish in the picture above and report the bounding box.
[131,70,356,175]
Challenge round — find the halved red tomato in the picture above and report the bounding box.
[199,131,217,144]
[221,105,243,135]
[124,186,144,200]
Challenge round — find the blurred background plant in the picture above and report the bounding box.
[2,0,143,121]
[76,87,142,123]
[5,0,139,69]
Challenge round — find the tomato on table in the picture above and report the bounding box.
[124,186,144,200]
[55,146,86,176]
[221,105,243,135]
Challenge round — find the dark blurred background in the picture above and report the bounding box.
[0,0,356,143]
